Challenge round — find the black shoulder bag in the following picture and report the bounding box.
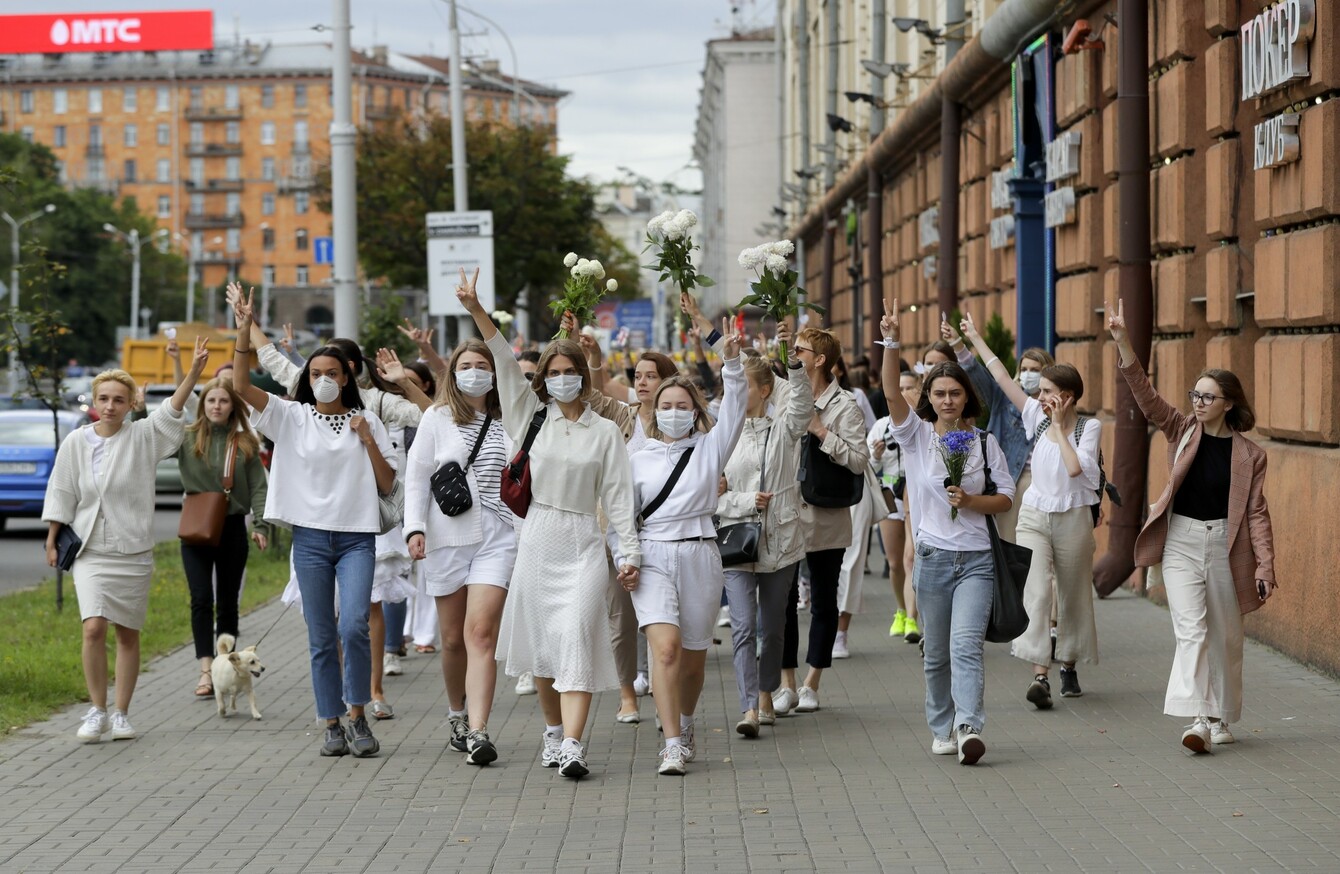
[636,446,695,530]
[797,405,863,508]
[716,428,766,567]
[430,417,492,517]
[979,432,1033,643]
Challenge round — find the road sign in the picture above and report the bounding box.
[313,236,334,265]
[426,211,495,316]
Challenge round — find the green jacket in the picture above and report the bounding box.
[176,424,271,537]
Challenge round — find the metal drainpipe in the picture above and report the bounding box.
[1094,0,1153,596]
[867,0,886,366]
[821,0,839,320]
[937,1,966,318]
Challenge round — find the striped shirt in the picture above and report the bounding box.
[458,411,510,523]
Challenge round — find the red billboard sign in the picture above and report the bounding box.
[0,11,214,55]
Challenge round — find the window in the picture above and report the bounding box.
[226,193,241,216]
[188,158,204,185]
[88,88,102,114]
[188,122,203,145]
[188,86,202,110]
[19,127,33,143]
[53,125,67,148]
[261,84,274,108]
[294,120,309,147]
[20,90,33,113]
[87,158,105,181]
[225,121,240,144]
[260,121,275,145]
[157,158,172,183]
[156,86,170,112]
[88,124,102,147]
[296,264,309,286]
[225,156,240,181]
[294,192,309,215]
[189,193,204,215]
[291,156,311,179]
[56,161,67,184]
[53,88,68,114]
[294,83,308,108]
[123,124,137,147]
[123,159,136,183]
[262,192,275,216]
[226,229,241,252]
[262,227,275,250]
[191,232,203,254]
[295,228,309,250]
[156,123,170,145]
[261,157,275,181]
[157,196,171,218]
[225,85,239,110]
[262,265,276,286]
[123,87,137,112]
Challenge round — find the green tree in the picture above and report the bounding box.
[359,295,417,361]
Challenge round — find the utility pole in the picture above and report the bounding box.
[331,0,359,340]
[104,223,165,341]
[448,0,470,345]
[3,203,56,394]
[184,235,198,323]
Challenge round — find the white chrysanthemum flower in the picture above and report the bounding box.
[765,253,789,274]
[606,278,618,292]
[769,239,795,257]
[492,310,515,324]
[563,252,578,267]
[675,209,698,229]
[738,245,764,270]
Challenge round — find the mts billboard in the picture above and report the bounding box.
[0,11,214,54]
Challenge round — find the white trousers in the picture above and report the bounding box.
[837,489,877,615]
[1161,514,1244,724]
[1011,504,1099,667]
[403,562,440,648]
[997,468,1032,544]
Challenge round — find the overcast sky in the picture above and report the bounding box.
[0,0,780,189]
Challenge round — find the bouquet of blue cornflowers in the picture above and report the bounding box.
[935,428,977,520]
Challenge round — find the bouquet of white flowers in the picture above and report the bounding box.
[736,239,823,361]
[551,251,618,339]
[644,209,713,333]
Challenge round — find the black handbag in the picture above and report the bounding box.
[431,417,492,517]
[55,523,82,572]
[978,433,1033,643]
[716,427,767,567]
[797,423,863,509]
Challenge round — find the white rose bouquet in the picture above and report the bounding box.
[644,209,713,333]
[551,251,618,339]
[737,239,823,361]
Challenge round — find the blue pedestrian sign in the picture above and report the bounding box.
[313,236,334,265]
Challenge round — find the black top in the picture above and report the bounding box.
[1172,432,1233,521]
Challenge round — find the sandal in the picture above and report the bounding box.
[369,699,394,720]
[414,644,437,654]
[194,670,214,699]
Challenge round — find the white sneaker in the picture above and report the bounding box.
[681,719,697,762]
[798,577,811,609]
[514,672,536,695]
[795,685,820,712]
[76,707,109,743]
[383,652,403,676]
[540,732,562,768]
[632,673,650,697]
[772,687,798,716]
[931,735,957,755]
[832,632,850,659]
[558,742,589,778]
[658,743,687,775]
[956,725,985,765]
[1182,718,1212,754]
[110,709,136,740]
[1209,720,1235,745]
[716,605,731,627]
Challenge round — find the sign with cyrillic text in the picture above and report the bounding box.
[0,11,214,54]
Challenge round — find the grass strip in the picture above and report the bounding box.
[0,538,291,734]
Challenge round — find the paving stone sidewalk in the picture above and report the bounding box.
[2,573,1339,873]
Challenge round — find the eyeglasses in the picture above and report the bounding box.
[1187,390,1221,406]
[793,345,814,355]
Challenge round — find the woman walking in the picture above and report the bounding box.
[458,269,640,780]
[404,338,517,765]
[869,364,921,642]
[231,289,397,758]
[44,340,211,743]
[880,299,1013,765]
[1107,299,1276,753]
[177,377,271,700]
[959,314,1101,708]
[718,324,812,737]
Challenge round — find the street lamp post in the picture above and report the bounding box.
[104,223,167,340]
[2,203,57,395]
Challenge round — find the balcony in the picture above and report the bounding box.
[365,104,399,121]
[85,143,105,158]
[185,178,244,192]
[185,105,243,122]
[195,250,244,266]
[74,178,119,195]
[184,211,245,229]
[291,141,311,156]
[277,175,316,193]
[186,142,243,158]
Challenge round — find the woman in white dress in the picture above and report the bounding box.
[405,338,517,766]
[44,339,211,743]
[457,270,640,780]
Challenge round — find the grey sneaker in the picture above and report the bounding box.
[320,720,349,756]
[681,719,697,763]
[346,715,380,757]
[383,651,403,676]
[76,707,109,743]
[956,725,985,765]
[465,729,497,766]
[448,712,469,752]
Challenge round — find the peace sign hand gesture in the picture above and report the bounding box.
[1105,297,1127,343]
[880,297,900,340]
[455,267,483,315]
[187,335,210,378]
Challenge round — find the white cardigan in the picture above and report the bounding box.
[403,406,516,548]
[42,404,186,556]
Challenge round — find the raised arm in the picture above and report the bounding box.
[458,269,539,437]
[457,267,498,342]
[1106,297,1189,438]
[960,312,1030,413]
[168,336,211,412]
[397,319,448,379]
[166,337,185,388]
[776,321,813,439]
[375,348,433,413]
[229,289,271,412]
[704,332,746,468]
[879,297,910,426]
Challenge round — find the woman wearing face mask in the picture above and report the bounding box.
[231,290,397,759]
[717,324,812,738]
[869,365,923,643]
[880,299,1013,765]
[176,377,271,700]
[1107,300,1276,753]
[961,320,1102,707]
[404,339,516,766]
[44,344,211,744]
[458,269,640,780]
[947,315,1054,543]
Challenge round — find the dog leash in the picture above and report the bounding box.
[249,601,293,651]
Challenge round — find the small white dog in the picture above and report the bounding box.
[212,634,265,720]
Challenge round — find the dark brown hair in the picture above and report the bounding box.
[1198,368,1256,432]
[923,340,955,365]
[915,362,983,423]
[1040,363,1084,403]
[638,351,678,380]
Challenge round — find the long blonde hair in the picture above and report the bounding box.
[434,338,503,425]
[186,378,261,459]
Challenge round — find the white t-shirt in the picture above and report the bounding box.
[251,399,397,533]
[1020,398,1102,512]
[889,415,1013,553]
[83,427,107,480]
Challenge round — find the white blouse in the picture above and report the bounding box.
[1020,397,1102,513]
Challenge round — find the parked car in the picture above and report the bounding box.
[0,409,90,530]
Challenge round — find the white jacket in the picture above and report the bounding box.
[403,406,516,549]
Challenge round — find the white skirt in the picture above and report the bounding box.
[496,503,619,693]
[372,554,415,604]
[74,547,154,630]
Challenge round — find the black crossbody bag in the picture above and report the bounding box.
[636,446,695,530]
[716,427,767,566]
[431,417,492,517]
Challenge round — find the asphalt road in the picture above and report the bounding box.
[0,498,182,598]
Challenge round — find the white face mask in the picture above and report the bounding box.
[312,375,341,404]
[545,374,583,403]
[656,408,696,439]
[1019,371,1041,394]
[455,368,494,398]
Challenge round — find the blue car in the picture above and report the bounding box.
[0,409,89,530]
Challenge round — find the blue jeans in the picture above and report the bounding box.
[913,542,994,738]
[382,600,407,652]
[291,526,376,719]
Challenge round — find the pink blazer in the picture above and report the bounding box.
[1118,359,1276,615]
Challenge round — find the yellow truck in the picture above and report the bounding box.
[119,323,256,388]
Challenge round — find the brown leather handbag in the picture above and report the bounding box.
[179,437,237,547]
